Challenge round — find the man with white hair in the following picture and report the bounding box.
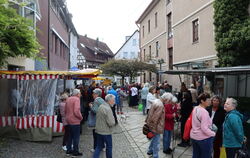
[93,94,116,158]
[65,89,83,156]
[223,98,244,158]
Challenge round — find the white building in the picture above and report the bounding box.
[114,30,140,84]
[115,30,139,60]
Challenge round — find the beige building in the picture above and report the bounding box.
[171,0,217,89]
[136,0,170,84]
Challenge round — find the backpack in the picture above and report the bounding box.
[183,111,193,140]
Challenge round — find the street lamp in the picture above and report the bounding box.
[157,58,165,83]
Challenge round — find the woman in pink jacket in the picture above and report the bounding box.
[190,93,216,158]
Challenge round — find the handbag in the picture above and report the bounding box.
[138,104,143,112]
[183,111,193,140]
[56,108,62,123]
[220,147,226,158]
[87,111,96,127]
[142,124,150,135]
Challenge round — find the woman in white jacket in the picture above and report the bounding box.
[146,86,157,114]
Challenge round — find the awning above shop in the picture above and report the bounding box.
[0,69,102,80]
[161,66,250,75]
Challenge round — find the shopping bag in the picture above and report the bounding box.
[220,147,226,158]
[87,111,96,127]
[138,104,143,112]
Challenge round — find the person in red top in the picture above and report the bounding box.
[163,94,178,154]
[65,89,83,157]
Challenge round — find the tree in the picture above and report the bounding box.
[0,0,41,67]
[214,0,250,67]
[100,59,157,85]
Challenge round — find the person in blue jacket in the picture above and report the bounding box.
[223,97,244,158]
[107,86,119,124]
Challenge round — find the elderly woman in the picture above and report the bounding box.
[163,94,178,154]
[89,88,105,152]
[223,98,244,158]
[146,92,171,158]
[146,86,157,114]
[59,93,69,151]
[207,95,226,158]
[190,93,215,158]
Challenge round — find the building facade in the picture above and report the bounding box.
[136,0,170,85]
[114,30,140,84]
[77,35,114,69]
[171,0,217,90]
[36,0,77,71]
[114,30,139,60]
[5,0,41,71]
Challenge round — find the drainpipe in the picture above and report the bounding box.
[47,0,50,70]
[136,23,142,83]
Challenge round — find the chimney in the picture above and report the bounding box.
[96,37,99,47]
[85,34,87,37]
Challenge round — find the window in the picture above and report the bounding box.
[155,12,158,28]
[143,49,146,61]
[167,13,172,38]
[123,52,128,59]
[132,39,136,46]
[148,20,150,33]
[149,45,151,60]
[149,72,152,81]
[130,52,135,58]
[192,19,199,42]
[168,48,173,70]
[156,41,159,57]
[142,26,145,38]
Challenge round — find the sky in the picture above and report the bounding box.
[67,0,152,53]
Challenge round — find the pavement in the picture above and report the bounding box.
[0,103,193,158]
[119,105,193,158]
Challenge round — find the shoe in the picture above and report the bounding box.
[163,148,173,154]
[66,150,73,156]
[90,149,95,152]
[71,152,83,157]
[62,146,67,151]
[120,112,124,114]
[102,148,106,152]
[178,142,188,147]
[147,151,153,155]
[117,112,120,114]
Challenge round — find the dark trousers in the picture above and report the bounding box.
[93,133,112,158]
[226,147,240,158]
[180,117,189,143]
[192,137,214,158]
[213,134,223,158]
[111,104,118,124]
[93,129,97,149]
[62,125,70,146]
[66,125,80,154]
[142,99,146,115]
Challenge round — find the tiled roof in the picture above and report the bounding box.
[78,35,114,63]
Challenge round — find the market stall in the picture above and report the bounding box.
[0,69,101,141]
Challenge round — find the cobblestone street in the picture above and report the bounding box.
[0,104,193,158]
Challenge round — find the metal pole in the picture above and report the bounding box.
[16,78,19,117]
[245,72,248,97]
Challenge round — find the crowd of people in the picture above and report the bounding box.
[57,80,247,158]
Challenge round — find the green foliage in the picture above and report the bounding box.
[214,0,250,67]
[0,0,41,67]
[100,59,157,84]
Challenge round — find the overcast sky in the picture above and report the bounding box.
[67,0,152,53]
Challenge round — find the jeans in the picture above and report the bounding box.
[225,147,240,158]
[93,133,112,158]
[163,130,172,151]
[66,125,80,154]
[192,137,214,158]
[148,134,160,158]
[142,99,147,115]
[93,129,97,149]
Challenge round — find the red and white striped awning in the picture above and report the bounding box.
[0,115,64,133]
[0,74,60,80]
